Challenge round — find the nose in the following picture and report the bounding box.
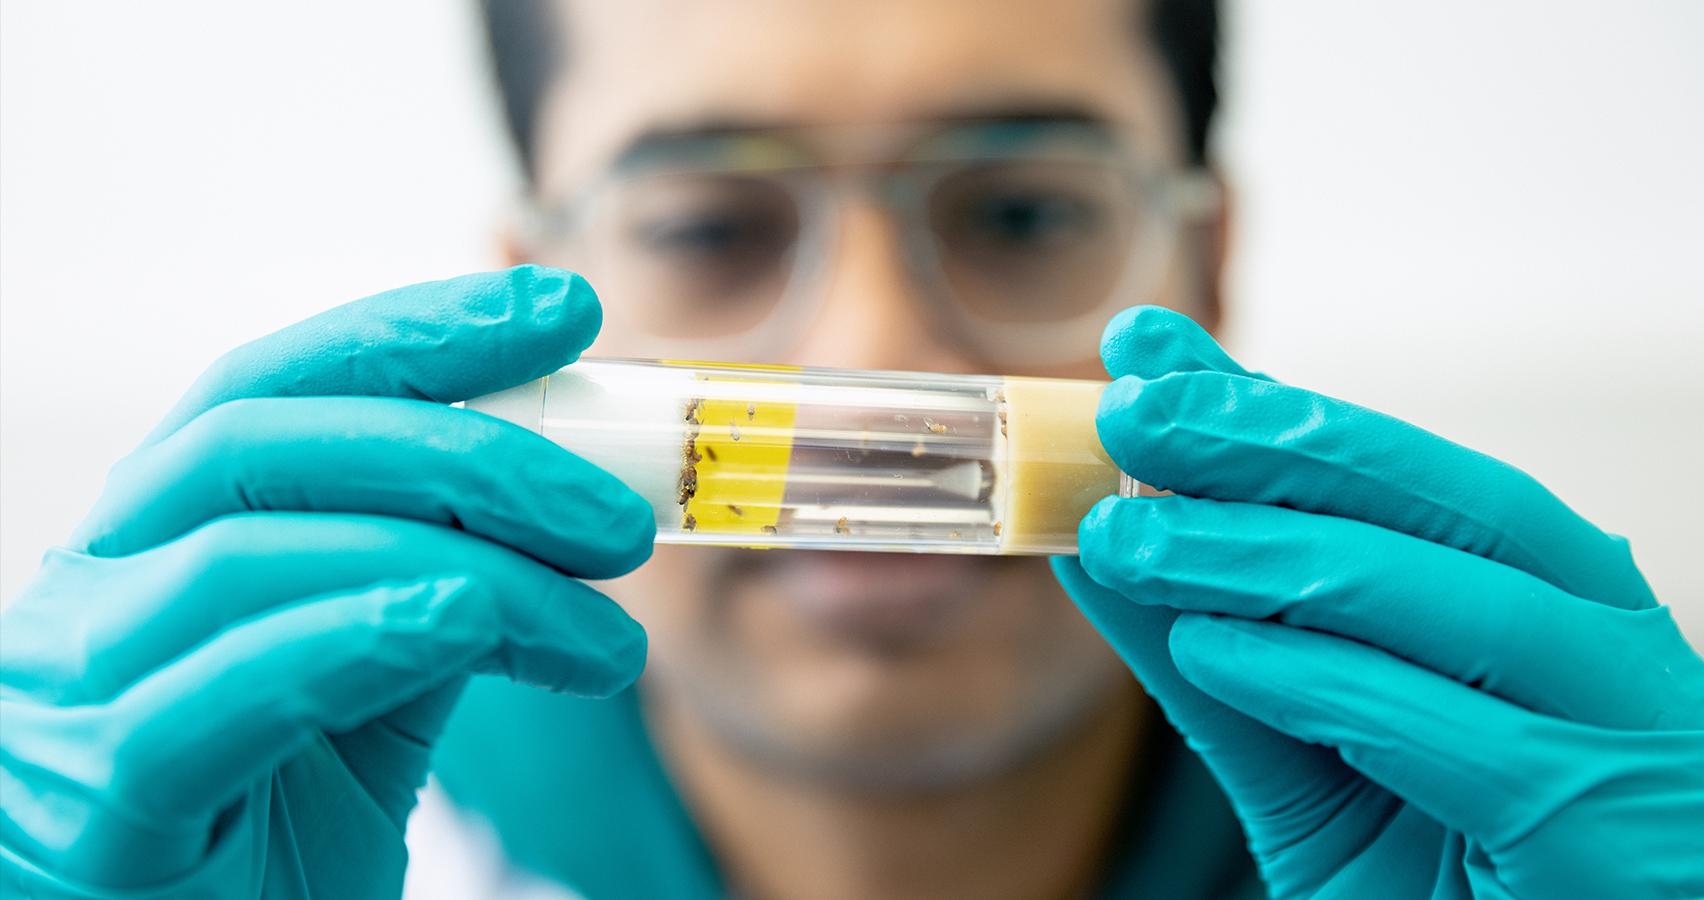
[782,203,986,374]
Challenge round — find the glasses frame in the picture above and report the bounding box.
[520,120,1220,367]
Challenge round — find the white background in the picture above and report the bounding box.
[3,1,1701,643]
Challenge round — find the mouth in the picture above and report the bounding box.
[725,549,993,650]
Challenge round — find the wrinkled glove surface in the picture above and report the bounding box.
[1,267,655,898]
[1056,306,1704,900]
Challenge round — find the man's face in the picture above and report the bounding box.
[527,0,1205,788]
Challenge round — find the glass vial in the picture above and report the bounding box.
[465,358,1143,555]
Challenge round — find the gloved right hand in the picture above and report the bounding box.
[1054,307,1704,899]
[0,266,655,898]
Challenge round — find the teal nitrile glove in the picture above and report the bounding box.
[1053,306,1704,900]
[0,266,655,899]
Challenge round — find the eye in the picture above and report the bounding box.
[638,206,792,259]
[598,174,802,330]
[619,176,800,269]
[923,159,1141,323]
[959,192,1100,250]
[929,161,1122,258]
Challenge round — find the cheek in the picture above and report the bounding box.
[596,544,720,654]
[987,560,1118,669]
[1151,229,1216,329]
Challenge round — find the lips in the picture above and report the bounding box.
[742,550,991,649]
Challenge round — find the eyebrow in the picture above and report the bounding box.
[624,103,1112,150]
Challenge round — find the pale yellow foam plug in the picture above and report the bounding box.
[998,378,1124,554]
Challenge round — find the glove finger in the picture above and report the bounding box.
[72,396,654,577]
[1096,367,1654,610]
[2,576,494,884]
[1052,556,1403,894]
[1098,305,1275,382]
[143,266,598,446]
[327,674,470,831]
[3,513,646,705]
[1169,613,1704,892]
[1078,495,1704,731]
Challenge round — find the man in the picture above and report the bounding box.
[415,1,1249,898]
[2,2,1699,900]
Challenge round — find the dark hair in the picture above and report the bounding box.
[480,0,1218,180]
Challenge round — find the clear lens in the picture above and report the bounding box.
[587,173,802,339]
[925,159,1142,323]
[529,122,1199,365]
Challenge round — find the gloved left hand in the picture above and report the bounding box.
[0,267,655,898]
[1054,306,1704,899]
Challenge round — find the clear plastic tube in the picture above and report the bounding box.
[465,358,1146,555]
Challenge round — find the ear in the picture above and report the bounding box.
[1189,169,1231,337]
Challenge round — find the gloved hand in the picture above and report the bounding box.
[0,267,655,898]
[1054,306,1704,900]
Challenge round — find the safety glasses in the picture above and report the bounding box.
[521,119,1219,366]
